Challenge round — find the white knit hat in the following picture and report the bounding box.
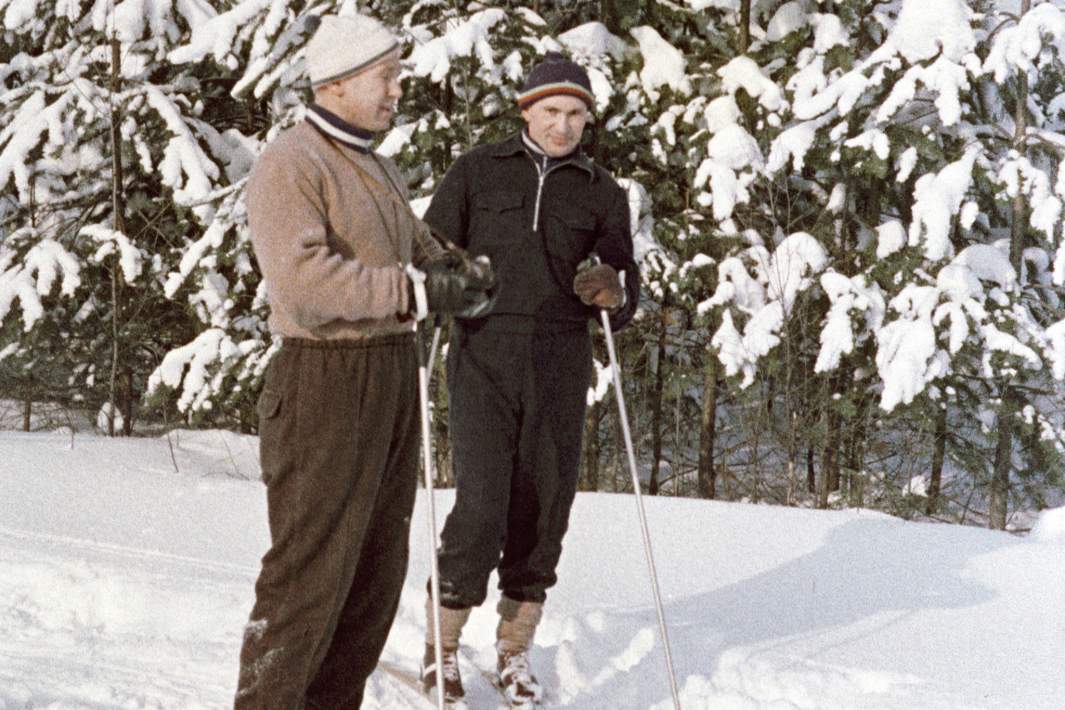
[304,14,399,88]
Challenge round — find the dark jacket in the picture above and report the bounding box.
[423,133,639,331]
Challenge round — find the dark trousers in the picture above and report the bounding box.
[436,321,592,609]
[235,335,419,710]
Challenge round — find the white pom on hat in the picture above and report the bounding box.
[305,14,398,88]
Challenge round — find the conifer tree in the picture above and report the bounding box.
[0,0,234,432]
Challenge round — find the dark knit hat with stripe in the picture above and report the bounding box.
[516,52,595,111]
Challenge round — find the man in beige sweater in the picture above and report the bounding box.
[234,13,493,709]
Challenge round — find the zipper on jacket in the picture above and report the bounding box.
[529,154,563,232]
[533,168,546,232]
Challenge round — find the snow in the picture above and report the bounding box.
[896,146,918,183]
[2,430,1064,708]
[707,124,763,172]
[147,328,240,413]
[1030,505,1065,544]
[766,2,807,42]
[558,22,628,61]
[953,243,1016,291]
[811,12,849,54]
[80,225,144,284]
[168,0,268,66]
[876,286,944,411]
[984,3,1065,84]
[0,236,82,332]
[877,220,907,259]
[144,86,221,221]
[888,0,975,64]
[908,149,980,261]
[717,56,784,113]
[766,118,824,175]
[816,272,885,374]
[704,95,741,134]
[707,235,828,386]
[2,0,37,29]
[629,26,690,98]
[408,9,508,84]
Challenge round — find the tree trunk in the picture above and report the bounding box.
[990,0,1030,529]
[847,393,869,508]
[806,446,816,493]
[580,401,601,492]
[698,341,719,499]
[739,0,751,54]
[22,388,31,433]
[649,306,668,495]
[611,395,622,493]
[121,370,134,435]
[107,36,126,438]
[989,395,1012,530]
[818,374,845,508]
[927,405,947,515]
[1010,2,1030,272]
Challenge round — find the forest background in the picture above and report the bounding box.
[3,0,1065,532]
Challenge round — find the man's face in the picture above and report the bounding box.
[320,50,403,131]
[521,95,589,157]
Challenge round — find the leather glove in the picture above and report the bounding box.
[408,252,496,319]
[573,262,624,310]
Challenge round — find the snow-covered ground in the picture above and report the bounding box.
[2,429,1063,709]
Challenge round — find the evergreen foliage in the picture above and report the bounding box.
[3,0,1064,527]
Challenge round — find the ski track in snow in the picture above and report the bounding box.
[2,431,1064,709]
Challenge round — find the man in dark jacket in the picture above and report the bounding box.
[420,52,640,707]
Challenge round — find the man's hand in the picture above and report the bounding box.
[573,262,624,310]
[408,252,496,319]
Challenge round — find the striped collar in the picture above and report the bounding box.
[305,103,375,153]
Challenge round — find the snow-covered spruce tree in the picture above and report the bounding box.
[604,0,839,504]
[707,0,1065,523]
[691,0,959,512]
[147,0,336,428]
[596,0,1065,520]
[969,0,1065,526]
[0,0,240,433]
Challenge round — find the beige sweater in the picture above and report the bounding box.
[246,120,440,340]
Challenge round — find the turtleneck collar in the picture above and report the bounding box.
[521,128,581,170]
[306,103,375,153]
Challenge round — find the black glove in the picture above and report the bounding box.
[409,252,496,319]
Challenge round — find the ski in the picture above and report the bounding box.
[458,646,549,709]
[377,660,468,709]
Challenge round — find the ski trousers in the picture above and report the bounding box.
[436,319,592,609]
[235,334,419,710]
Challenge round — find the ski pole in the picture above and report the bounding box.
[427,318,443,382]
[599,308,682,710]
[417,318,446,710]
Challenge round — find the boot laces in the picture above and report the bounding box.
[440,650,461,682]
[500,651,537,687]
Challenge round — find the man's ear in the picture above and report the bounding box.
[317,80,343,99]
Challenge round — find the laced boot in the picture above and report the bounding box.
[496,649,543,707]
[421,644,464,705]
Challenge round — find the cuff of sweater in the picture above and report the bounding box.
[404,263,429,322]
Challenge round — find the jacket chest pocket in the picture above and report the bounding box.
[541,209,597,292]
[469,190,526,257]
